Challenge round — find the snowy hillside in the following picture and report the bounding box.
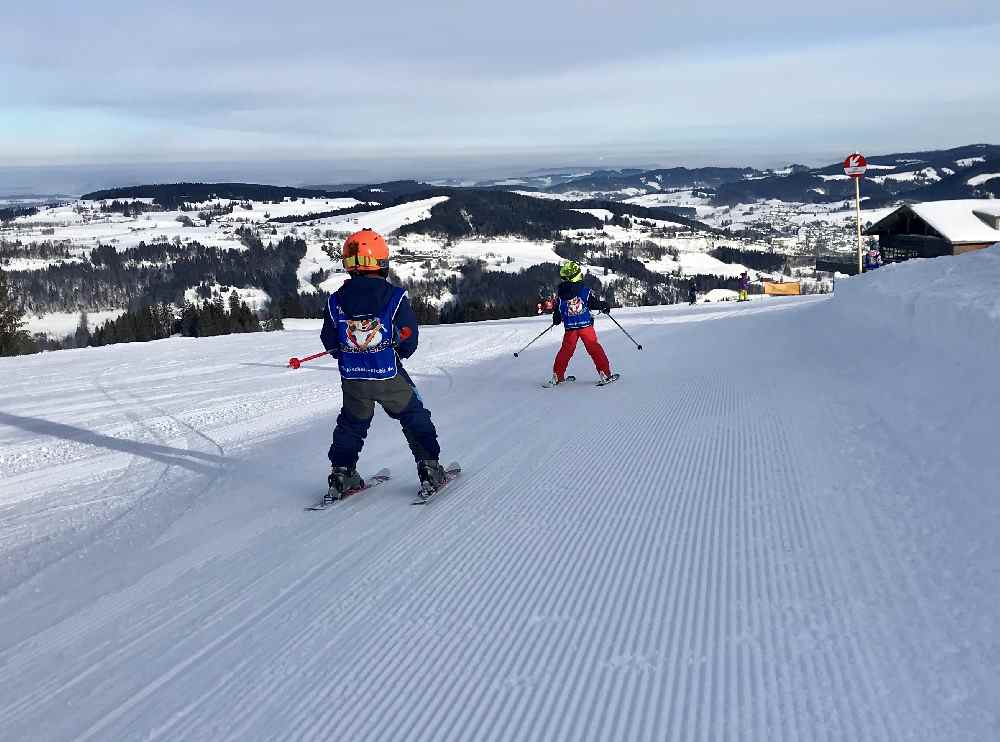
[4,190,792,338]
[2,250,998,741]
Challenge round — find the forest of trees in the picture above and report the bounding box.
[98,200,159,217]
[710,245,786,272]
[76,180,715,241]
[8,234,306,314]
[82,183,358,211]
[7,294,280,356]
[267,199,388,224]
[1,240,74,261]
[0,267,35,356]
[0,206,39,223]
[562,199,706,230]
[0,182,785,356]
[396,190,603,240]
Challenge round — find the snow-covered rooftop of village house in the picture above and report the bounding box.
[911,200,1000,244]
[870,200,1000,245]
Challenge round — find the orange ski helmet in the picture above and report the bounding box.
[342,228,390,273]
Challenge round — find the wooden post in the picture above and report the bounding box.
[855,176,863,274]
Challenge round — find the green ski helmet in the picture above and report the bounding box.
[560,260,583,282]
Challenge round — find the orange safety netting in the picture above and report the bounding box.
[763,282,801,296]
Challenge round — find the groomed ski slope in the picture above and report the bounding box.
[2,251,999,741]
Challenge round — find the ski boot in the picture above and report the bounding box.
[596,371,620,386]
[327,466,364,502]
[417,459,448,496]
[542,374,575,388]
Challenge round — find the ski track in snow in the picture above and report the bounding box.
[1,294,997,741]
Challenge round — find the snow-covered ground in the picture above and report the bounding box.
[1,256,84,271]
[182,285,271,311]
[2,249,998,741]
[21,309,128,338]
[302,196,449,234]
[700,287,742,302]
[2,192,836,326]
[444,237,564,273]
[7,203,247,252]
[512,190,585,201]
[213,197,363,223]
[955,156,986,168]
[869,166,942,184]
[967,172,1000,187]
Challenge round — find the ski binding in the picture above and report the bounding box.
[412,462,462,505]
[305,468,391,511]
[542,375,576,388]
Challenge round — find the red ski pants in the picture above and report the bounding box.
[554,325,611,380]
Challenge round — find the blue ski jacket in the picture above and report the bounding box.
[321,275,419,361]
[551,281,610,328]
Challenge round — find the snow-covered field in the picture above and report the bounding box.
[967,172,1000,187]
[2,249,998,741]
[21,309,127,338]
[182,285,271,311]
[6,192,780,338]
[304,196,449,234]
[212,197,363,223]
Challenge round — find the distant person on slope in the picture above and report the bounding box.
[738,271,750,302]
[321,228,447,498]
[545,260,614,387]
[864,246,883,271]
[687,278,698,305]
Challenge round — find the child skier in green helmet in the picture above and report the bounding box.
[545,260,615,387]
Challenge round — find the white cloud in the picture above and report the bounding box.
[1,2,997,167]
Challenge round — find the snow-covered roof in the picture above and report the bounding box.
[869,200,1000,244]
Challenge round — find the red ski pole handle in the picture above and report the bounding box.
[288,350,330,369]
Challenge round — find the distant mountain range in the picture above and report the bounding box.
[515,144,999,206]
[83,144,1000,212]
[714,144,1000,206]
[80,181,710,241]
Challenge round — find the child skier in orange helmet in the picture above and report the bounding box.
[320,228,449,501]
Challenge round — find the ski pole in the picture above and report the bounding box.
[513,323,555,358]
[603,312,643,350]
[288,349,332,369]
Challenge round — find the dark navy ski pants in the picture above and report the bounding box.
[329,371,440,468]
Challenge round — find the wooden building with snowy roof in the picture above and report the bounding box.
[864,199,1000,262]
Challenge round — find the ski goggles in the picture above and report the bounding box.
[342,254,390,270]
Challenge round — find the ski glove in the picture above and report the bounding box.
[392,325,413,347]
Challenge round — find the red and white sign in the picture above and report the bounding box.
[843,152,868,178]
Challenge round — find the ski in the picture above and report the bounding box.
[305,468,391,511]
[596,373,620,387]
[542,375,576,388]
[411,462,462,505]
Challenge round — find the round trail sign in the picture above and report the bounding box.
[844,152,868,178]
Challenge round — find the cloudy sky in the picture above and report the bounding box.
[2,0,999,183]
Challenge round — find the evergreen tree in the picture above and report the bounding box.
[75,310,90,348]
[262,300,284,331]
[156,302,175,337]
[241,301,261,332]
[0,268,34,356]
[279,293,305,318]
[200,300,221,336]
[228,292,244,332]
[180,302,200,337]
